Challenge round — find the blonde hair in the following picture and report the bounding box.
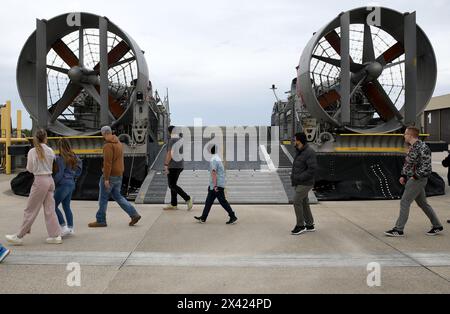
[33,129,47,160]
[58,138,77,170]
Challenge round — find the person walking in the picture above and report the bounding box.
[88,126,141,228]
[163,126,193,211]
[0,243,10,263]
[6,129,62,245]
[53,138,82,237]
[194,145,238,224]
[442,152,449,186]
[442,152,450,224]
[385,126,444,237]
[290,133,318,235]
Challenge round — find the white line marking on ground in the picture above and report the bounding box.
[5,251,450,268]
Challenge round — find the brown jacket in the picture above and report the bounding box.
[103,135,124,180]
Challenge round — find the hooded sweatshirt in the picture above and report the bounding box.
[103,135,124,181]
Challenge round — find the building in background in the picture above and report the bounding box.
[423,94,450,143]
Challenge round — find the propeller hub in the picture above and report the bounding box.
[68,66,84,83]
[68,66,99,85]
[365,62,383,80]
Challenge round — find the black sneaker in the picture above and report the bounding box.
[447,220,450,224]
[426,227,444,236]
[306,225,316,233]
[291,226,306,235]
[226,217,238,225]
[194,216,206,224]
[384,229,405,237]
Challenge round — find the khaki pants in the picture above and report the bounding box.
[293,185,314,227]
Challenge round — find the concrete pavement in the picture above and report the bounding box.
[0,153,449,294]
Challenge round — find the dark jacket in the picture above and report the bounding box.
[443,154,450,186]
[53,155,82,186]
[291,144,318,187]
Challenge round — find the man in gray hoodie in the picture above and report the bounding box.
[291,133,318,235]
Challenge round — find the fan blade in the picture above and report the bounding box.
[94,86,125,119]
[312,55,364,73]
[324,30,355,63]
[52,39,79,68]
[109,56,136,69]
[94,40,131,72]
[49,83,82,123]
[325,30,342,56]
[317,90,341,109]
[362,80,403,121]
[81,83,125,119]
[47,65,69,74]
[312,55,341,67]
[376,42,404,66]
[108,96,125,119]
[363,23,375,63]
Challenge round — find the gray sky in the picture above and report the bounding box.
[1,0,449,129]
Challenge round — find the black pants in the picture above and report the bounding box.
[201,187,236,220]
[168,168,190,206]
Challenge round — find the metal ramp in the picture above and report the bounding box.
[136,129,317,205]
[136,169,290,205]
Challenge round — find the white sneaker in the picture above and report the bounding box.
[68,228,75,236]
[187,198,194,211]
[46,236,63,244]
[163,205,178,211]
[61,226,71,237]
[5,234,23,246]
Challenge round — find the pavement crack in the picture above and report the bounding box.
[101,208,165,294]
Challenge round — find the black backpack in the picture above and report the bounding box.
[10,171,34,197]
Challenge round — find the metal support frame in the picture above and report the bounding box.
[0,101,12,174]
[340,12,351,125]
[404,12,418,126]
[1,102,25,175]
[79,26,84,67]
[17,110,22,139]
[36,19,48,129]
[99,16,110,127]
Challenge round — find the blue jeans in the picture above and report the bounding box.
[96,176,139,224]
[55,181,76,228]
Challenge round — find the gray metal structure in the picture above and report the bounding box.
[296,7,437,135]
[17,12,159,144]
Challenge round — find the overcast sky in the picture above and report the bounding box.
[1,0,449,129]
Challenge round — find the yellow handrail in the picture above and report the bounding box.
[0,101,12,174]
[1,101,26,174]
